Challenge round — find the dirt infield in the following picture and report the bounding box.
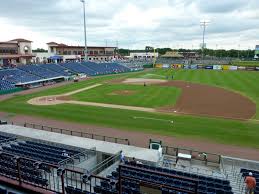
[157,81,256,120]
[27,78,256,120]
[117,78,256,120]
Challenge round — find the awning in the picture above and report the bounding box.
[48,55,63,60]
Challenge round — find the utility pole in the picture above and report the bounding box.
[200,20,210,64]
[80,0,87,62]
[240,44,242,58]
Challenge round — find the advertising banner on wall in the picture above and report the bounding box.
[229,66,238,70]
[190,65,197,69]
[177,64,183,68]
[197,65,204,69]
[246,66,256,71]
[237,66,246,70]
[213,65,222,70]
[205,65,213,69]
[183,65,190,69]
[222,65,230,70]
[155,64,163,68]
[162,64,170,68]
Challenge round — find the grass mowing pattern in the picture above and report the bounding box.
[140,69,259,119]
[71,84,181,108]
[0,70,259,148]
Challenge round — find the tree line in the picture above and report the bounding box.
[117,47,256,59]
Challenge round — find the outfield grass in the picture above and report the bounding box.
[0,70,259,149]
[139,69,259,119]
[71,84,181,108]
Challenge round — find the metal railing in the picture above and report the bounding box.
[90,152,120,175]
[24,122,130,145]
[162,145,221,165]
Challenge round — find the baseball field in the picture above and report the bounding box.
[1,69,259,152]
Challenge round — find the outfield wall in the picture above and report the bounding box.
[155,63,259,72]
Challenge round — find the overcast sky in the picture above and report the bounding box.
[0,0,258,50]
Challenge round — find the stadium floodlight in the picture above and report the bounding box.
[200,20,210,64]
[81,0,88,62]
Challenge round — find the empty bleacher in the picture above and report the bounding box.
[94,161,233,194]
[17,65,63,79]
[61,62,96,75]
[0,80,16,91]
[1,140,80,164]
[0,62,139,92]
[81,62,130,75]
[0,69,40,84]
[39,63,72,77]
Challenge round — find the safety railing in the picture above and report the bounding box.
[162,145,221,165]
[24,122,130,145]
[90,152,120,175]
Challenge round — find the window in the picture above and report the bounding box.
[67,51,71,55]
[89,51,93,55]
[64,51,67,55]
[73,51,77,55]
[51,47,54,53]
[94,51,98,55]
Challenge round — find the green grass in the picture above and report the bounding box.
[139,69,259,119]
[71,84,181,108]
[1,70,259,149]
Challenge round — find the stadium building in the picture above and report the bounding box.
[47,42,118,62]
[0,39,34,66]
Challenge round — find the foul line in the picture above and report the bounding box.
[133,116,174,124]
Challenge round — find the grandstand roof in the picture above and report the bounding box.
[47,42,116,49]
[0,125,160,163]
[9,38,32,43]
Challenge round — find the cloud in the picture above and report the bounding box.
[0,0,258,49]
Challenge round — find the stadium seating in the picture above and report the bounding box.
[1,140,80,164]
[95,161,233,194]
[240,168,259,194]
[0,154,48,187]
[17,65,63,79]
[81,62,130,75]
[0,69,41,84]
[0,62,137,92]
[60,62,96,75]
[0,80,16,91]
[39,63,72,76]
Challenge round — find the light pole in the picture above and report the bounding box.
[240,44,242,58]
[81,0,87,62]
[200,20,210,64]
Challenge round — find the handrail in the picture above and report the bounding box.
[24,122,130,145]
[58,147,96,166]
[90,151,120,175]
[162,145,221,164]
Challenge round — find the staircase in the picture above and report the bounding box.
[222,166,244,194]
